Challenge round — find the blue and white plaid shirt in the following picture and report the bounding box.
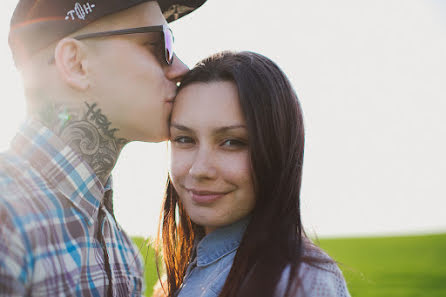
[0,120,144,297]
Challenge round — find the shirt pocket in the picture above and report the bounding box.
[206,263,233,296]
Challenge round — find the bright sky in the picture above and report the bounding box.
[1,0,445,238]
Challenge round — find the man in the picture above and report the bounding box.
[0,0,207,296]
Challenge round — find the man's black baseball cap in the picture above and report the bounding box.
[9,0,207,64]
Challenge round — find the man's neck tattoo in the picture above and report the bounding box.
[37,102,129,185]
[85,103,127,146]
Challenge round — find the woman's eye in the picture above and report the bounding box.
[172,136,194,145]
[221,139,247,148]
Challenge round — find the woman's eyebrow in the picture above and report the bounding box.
[170,123,246,133]
[170,123,192,131]
[214,125,246,134]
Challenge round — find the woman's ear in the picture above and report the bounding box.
[54,38,90,90]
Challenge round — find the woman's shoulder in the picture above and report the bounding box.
[277,240,351,297]
[301,239,343,276]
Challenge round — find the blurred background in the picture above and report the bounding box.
[2,0,445,296]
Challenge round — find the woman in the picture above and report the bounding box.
[156,51,350,297]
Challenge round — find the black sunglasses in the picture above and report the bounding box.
[49,24,174,65]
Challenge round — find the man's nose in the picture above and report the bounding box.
[188,148,218,180]
[165,53,189,83]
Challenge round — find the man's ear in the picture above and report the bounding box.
[54,38,90,90]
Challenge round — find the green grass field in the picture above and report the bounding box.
[132,233,446,297]
[131,237,160,297]
[318,233,446,297]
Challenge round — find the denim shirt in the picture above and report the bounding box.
[175,216,351,297]
[176,217,249,297]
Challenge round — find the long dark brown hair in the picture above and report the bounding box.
[156,51,308,297]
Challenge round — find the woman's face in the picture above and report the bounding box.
[169,81,255,234]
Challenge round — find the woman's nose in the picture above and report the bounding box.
[188,148,217,180]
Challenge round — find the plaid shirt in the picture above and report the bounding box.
[0,120,144,297]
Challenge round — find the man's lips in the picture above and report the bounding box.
[166,94,176,103]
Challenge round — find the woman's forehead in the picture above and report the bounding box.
[172,81,244,127]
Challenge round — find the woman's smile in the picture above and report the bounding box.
[186,187,232,204]
[169,81,255,233]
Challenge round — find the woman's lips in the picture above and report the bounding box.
[186,188,229,204]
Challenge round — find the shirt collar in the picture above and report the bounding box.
[11,119,106,225]
[196,216,250,267]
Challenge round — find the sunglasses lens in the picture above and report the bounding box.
[164,27,174,65]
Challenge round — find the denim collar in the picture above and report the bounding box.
[196,216,250,267]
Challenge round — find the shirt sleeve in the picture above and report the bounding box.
[275,251,351,297]
[297,261,351,297]
[141,269,146,297]
[0,206,30,297]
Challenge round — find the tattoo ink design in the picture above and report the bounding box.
[85,103,127,146]
[37,102,128,185]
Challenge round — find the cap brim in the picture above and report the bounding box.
[160,0,208,23]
